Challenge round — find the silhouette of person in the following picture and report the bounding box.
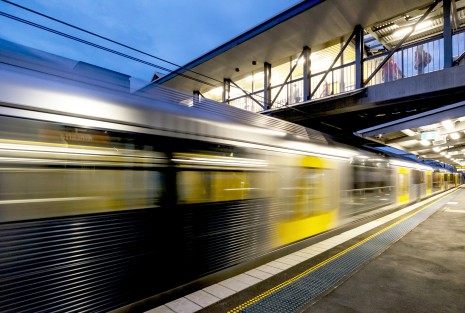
[414,45,431,75]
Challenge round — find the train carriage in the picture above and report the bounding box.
[0,43,460,312]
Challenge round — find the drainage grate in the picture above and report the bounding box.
[231,191,459,313]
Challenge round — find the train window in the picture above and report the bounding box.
[412,170,424,184]
[397,169,409,202]
[352,166,393,189]
[177,171,211,203]
[284,167,335,219]
[174,152,271,203]
[176,170,269,203]
[0,117,166,222]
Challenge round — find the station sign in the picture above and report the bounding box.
[421,131,438,140]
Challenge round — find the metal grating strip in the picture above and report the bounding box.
[230,190,459,313]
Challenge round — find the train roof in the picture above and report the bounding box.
[0,39,328,144]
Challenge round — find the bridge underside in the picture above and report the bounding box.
[266,65,465,140]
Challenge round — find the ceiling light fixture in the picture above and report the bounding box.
[419,139,430,146]
[441,119,455,130]
[450,132,460,140]
[401,129,416,136]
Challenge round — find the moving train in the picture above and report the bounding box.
[0,42,461,312]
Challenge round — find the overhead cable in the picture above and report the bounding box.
[0,11,217,87]
[1,0,222,85]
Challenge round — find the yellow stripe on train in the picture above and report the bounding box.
[277,211,337,246]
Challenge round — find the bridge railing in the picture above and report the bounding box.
[364,37,445,86]
[227,30,465,112]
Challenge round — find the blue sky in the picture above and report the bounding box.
[0,0,301,81]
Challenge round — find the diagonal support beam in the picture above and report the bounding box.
[270,48,308,107]
[229,79,265,109]
[363,0,439,86]
[310,26,359,98]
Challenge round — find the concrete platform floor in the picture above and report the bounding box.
[304,193,465,313]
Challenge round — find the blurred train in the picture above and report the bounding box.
[0,41,461,313]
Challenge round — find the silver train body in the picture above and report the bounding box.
[0,42,460,312]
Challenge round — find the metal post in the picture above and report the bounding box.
[354,24,364,89]
[223,79,230,104]
[193,90,200,106]
[303,46,311,100]
[339,38,345,92]
[443,0,453,68]
[264,62,272,110]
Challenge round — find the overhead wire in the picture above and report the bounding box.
[0,0,266,101]
[0,11,217,87]
[0,0,223,85]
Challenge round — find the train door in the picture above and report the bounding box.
[277,155,339,246]
[397,167,409,203]
[426,171,432,195]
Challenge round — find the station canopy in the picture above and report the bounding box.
[355,101,465,169]
[155,0,462,95]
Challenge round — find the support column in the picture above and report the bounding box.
[339,38,345,92]
[264,62,271,110]
[303,46,311,101]
[443,0,453,68]
[223,79,230,103]
[354,25,364,89]
[193,90,200,106]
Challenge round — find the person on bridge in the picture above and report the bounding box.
[414,45,432,75]
[382,58,401,82]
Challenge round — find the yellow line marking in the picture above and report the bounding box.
[227,190,458,313]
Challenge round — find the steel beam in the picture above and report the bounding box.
[303,46,311,101]
[229,79,265,109]
[310,27,358,98]
[193,90,200,106]
[354,25,364,89]
[223,79,231,103]
[443,0,453,68]
[270,48,307,107]
[264,62,272,110]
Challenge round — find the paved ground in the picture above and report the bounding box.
[304,193,465,313]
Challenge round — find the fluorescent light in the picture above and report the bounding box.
[393,27,412,38]
[393,20,433,38]
[440,151,447,155]
[433,146,442,152]
[419,139,430,146]
[450,132,460,140]
[415,20,433,31]
[441,120,455,130]
[401,129,416,136]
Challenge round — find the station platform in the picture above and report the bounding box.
[146,188,465,313]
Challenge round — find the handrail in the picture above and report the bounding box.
[227,26,465,112]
